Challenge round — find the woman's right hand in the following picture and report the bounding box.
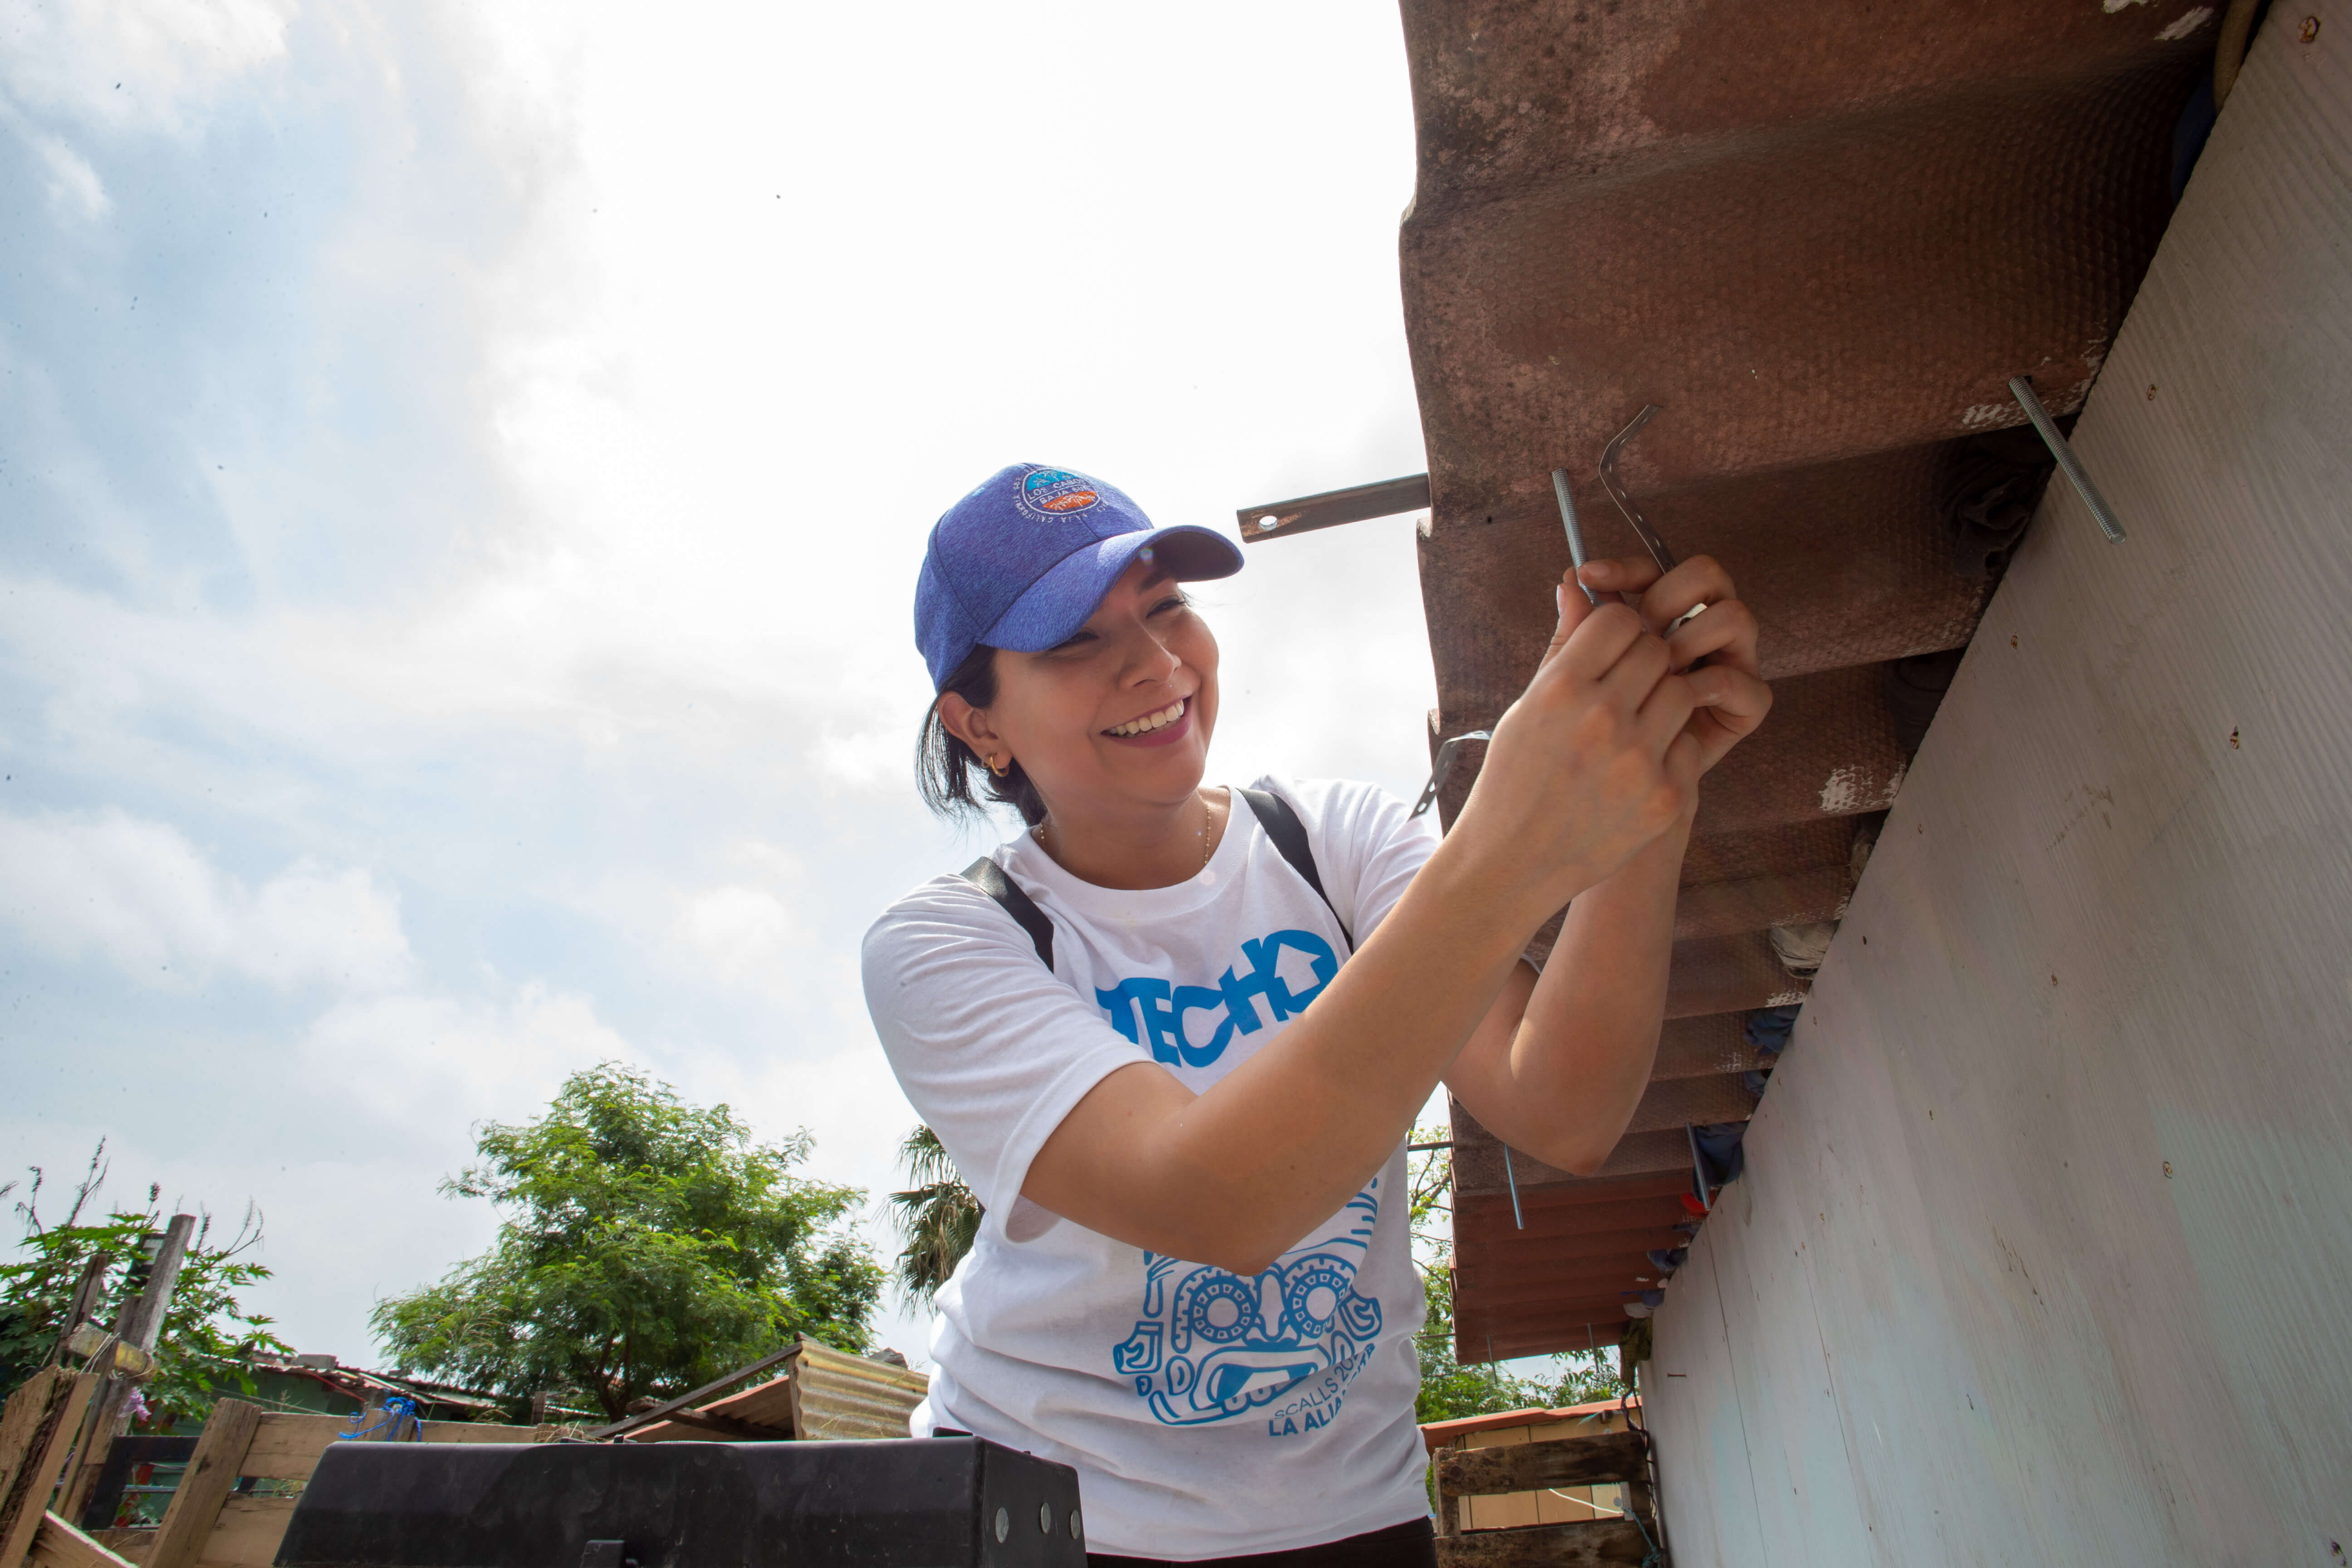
[1446,570,1700,917]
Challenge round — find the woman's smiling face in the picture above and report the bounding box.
[946,554,1220,818]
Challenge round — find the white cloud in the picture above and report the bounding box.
[28,133,108,220]
[301,980,636,1127]
[0,808,411,991]
[676,885,802,983]
[0,0,297,137]
[0,0,1439,1373]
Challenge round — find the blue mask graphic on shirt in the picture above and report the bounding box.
[1111,1182,1384,1430]
[1094,927,1339,1069]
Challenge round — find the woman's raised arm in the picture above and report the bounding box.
[1022,568,1739,1273]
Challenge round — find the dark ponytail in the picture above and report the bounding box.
[915,643,1048,827]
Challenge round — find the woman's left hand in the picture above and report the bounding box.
[1576,554,1772,778]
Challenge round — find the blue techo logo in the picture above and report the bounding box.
[1093,928,1340,1068]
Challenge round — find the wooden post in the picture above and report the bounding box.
[1432,1445,1461,1538]
[44,1255,114,1367]
[0,1371,101,1568]
[145,1399,262,1568]
[57,1217,195,1524]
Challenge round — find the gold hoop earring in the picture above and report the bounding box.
[986,752,1012,777]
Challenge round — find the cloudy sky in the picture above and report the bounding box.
[0,2,1443,1366]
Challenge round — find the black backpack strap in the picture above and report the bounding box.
[1236,787,1353,952]
[960,857,1054,969]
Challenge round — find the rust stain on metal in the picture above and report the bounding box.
[1397,0,2210,1360]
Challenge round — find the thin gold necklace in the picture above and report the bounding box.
[1034,792,1216,870]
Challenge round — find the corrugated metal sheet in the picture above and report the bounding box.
[1393,0,2218,1359]
[785,1339,929,1441]
[1645,15,2352,1551]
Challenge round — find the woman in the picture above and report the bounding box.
[863,464,1770,1565]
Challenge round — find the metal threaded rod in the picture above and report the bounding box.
[1551,468,1607,607]
[2008,376,2126,544]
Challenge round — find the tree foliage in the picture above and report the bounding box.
[371,1063,882,1420]
[887,1125,981,1308]
[1408,1127,1627,1424]
[0,1143,292,1424]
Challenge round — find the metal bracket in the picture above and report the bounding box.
[1599,405,1680,576]
[1411,730,1493,818]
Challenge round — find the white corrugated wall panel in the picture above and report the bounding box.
[1646,6,2352,1562]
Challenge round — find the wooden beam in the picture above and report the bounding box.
[59,1219,196,1524]
[1236,474,1431,543]
[1456,1227,1680,1268]
[1432,1518,1651,1567]
[28,1513,137,1568]
[0,1372,100,1568]
[1432,1448,1463,1538]
[1453,1193,1691,1240]
[146,1399,261,1568]
[1436,1433,1651,1497]
[1454,1262,1657,1309]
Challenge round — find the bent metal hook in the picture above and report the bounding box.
[1599,403,1679,576]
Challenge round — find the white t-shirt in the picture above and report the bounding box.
[861,776,1441,1560]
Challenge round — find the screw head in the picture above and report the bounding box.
[1039,1503,1052,1533]
[1071,1509,1083,1541]
[995,1507,1009,1543]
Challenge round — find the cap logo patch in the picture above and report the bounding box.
[1021,469,1102,517]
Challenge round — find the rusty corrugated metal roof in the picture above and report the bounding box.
[1395,0,2213,1360]
[785,1338,929,1441]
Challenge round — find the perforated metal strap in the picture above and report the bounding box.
[960,856,1054,970]
[1236,787,1353,952]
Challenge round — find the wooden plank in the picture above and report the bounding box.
[0,1373,99,1568]
[28,1513,137,1568]
[1646,15,2352,1561]
[239,1413,552,1481]
[145,1402,261,1568]
[1437,1434,1650,1497]
[1450,1263,1657,1307]
[188,1498,294,1568]
[0,1370,74,1524]
[226,1416,341,1484]
[1455,1227,1689,1270]
[413,1421,544,1446]
[84,1531,149,1565]
[1431,1448,1462,1538]
[1432,1519,1650,1567]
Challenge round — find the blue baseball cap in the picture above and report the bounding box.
[915,464,1244,690]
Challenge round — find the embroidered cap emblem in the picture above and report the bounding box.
[1021,469,1101,516]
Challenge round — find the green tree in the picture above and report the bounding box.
[1407,1128,1626,1424]
[371,1063,882,1420]
[0,1143,292,1423]
[887,1125,981,1308]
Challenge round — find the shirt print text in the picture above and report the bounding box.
[1093,928,1341,1068]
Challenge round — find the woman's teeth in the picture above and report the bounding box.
[1107,698,1186,737]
